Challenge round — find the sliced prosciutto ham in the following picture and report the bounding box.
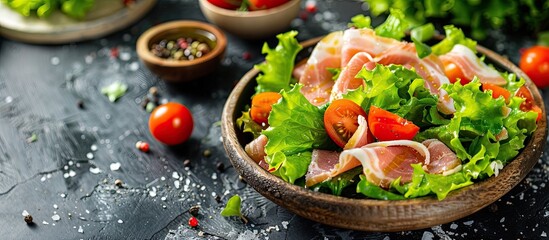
[330,52,376,101]
[340,140,430,188]
[245,134,268,163]
[376,43,456,114]
[421,139,462,175]
[305,115,373,187]
[341,28,403,66]
[439,44,507,86]
[299,31,343,106]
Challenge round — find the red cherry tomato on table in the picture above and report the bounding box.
[324,99,368,148]
[149,102,194,145]
[443,61,471,85]
[207,0,242,10]
[368,106,420,141]
[520,46,549,88]
[248,0,289,10]
[250,92,282,126]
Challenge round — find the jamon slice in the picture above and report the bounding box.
[305,115,373,187]
[439,44,506,86]
[330,52,376,101]
[376,43,456,114]
[422,139,462,175]
[341,28,403,66]
[244,134,268,163]
[340,140,430,188]
[299,31,343,106]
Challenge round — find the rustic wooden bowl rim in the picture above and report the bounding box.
[136,20,227,68]
[221,36,547,232]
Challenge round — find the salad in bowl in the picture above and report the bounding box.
[221,11,546,230]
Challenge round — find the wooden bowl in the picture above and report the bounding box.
[221,37,548,231]
[198,0,301,39]
[136,20,227,82]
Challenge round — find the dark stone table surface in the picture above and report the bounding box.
[1,0,548,239]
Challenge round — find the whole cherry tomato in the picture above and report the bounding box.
[149,102,194,145]
[519,46,549,88]
[324,99,368,148]
[248,0,289,10]
[443,61,471,85]
[207,0,242,10]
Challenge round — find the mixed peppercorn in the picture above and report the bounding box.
[150,37,211,61]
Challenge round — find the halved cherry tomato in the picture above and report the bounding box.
[482,83,511,102]
[443,61,471,85]
[250,92,282,126]
[149,102,194,145]
[207,0,242,10]
[515,86,543,121]
[368,106,419,141]
[519,46,549,88]
[248,0,289,10]
[324,99,367,148]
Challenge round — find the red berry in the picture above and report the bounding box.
[136,141,150,153]
[305,2,317,13]
[110,47,119,58]
[188,216,199,228]
[242,52,252,60]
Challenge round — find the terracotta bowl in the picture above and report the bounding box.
[198,0,301,39]
[221,37,548,231]
[136,20,227,83]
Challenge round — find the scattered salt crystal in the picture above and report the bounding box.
[118,219,124,224]
[450,223,458,230]
[64,166,69,170]
[85,55,94,64]
[41,176,47,182]
[78,226,84,233]
[161,196,166,201]
[47,173,52,178]
[500,217,505,223]
[542,231,547,237]
[52,214,61,221]
[5,96,13,103]
[172,172,180,179]
[174,180,180,189]
[110,162,121,171]
[463,220,474,226]
[119,52,131,61]
[161,176,166,181]
[68,161,74,166]
[421,231,434,240]
[129,62,139,71]
[200,186,206,191]
[22,210,29,216]
[281,221,289,229]
[43,221,49,225]
[69,170,76,177]
[89,167,102,174]
[60,193,66,198]
[86,152,94,159]
[51,57,60,65]
[53,204,58,209]
[63,173,70,178]
[183,185,190,192]
[211,173,217,180]
[149,187,157,197]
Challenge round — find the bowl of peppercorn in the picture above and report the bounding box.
[198,0,301,39]
[136,20,227,82]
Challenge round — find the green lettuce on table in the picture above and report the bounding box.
[2,0,94,19]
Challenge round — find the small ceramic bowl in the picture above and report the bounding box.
[136,20,227,82]
[221,37,547,231]
[198,0,301,39]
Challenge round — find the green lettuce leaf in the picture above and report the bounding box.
[401,164,473,200]
[432,25,477,55]
[236,110,263,139]
[60,0,94,19]
[267,151,312,184]
[344,64,439,128]
[356,175,406,200]
[314,167,363,196]
[254,31,302,93]
[263,84,331,156]
[374,8,412,40]
[348,14,371,29]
